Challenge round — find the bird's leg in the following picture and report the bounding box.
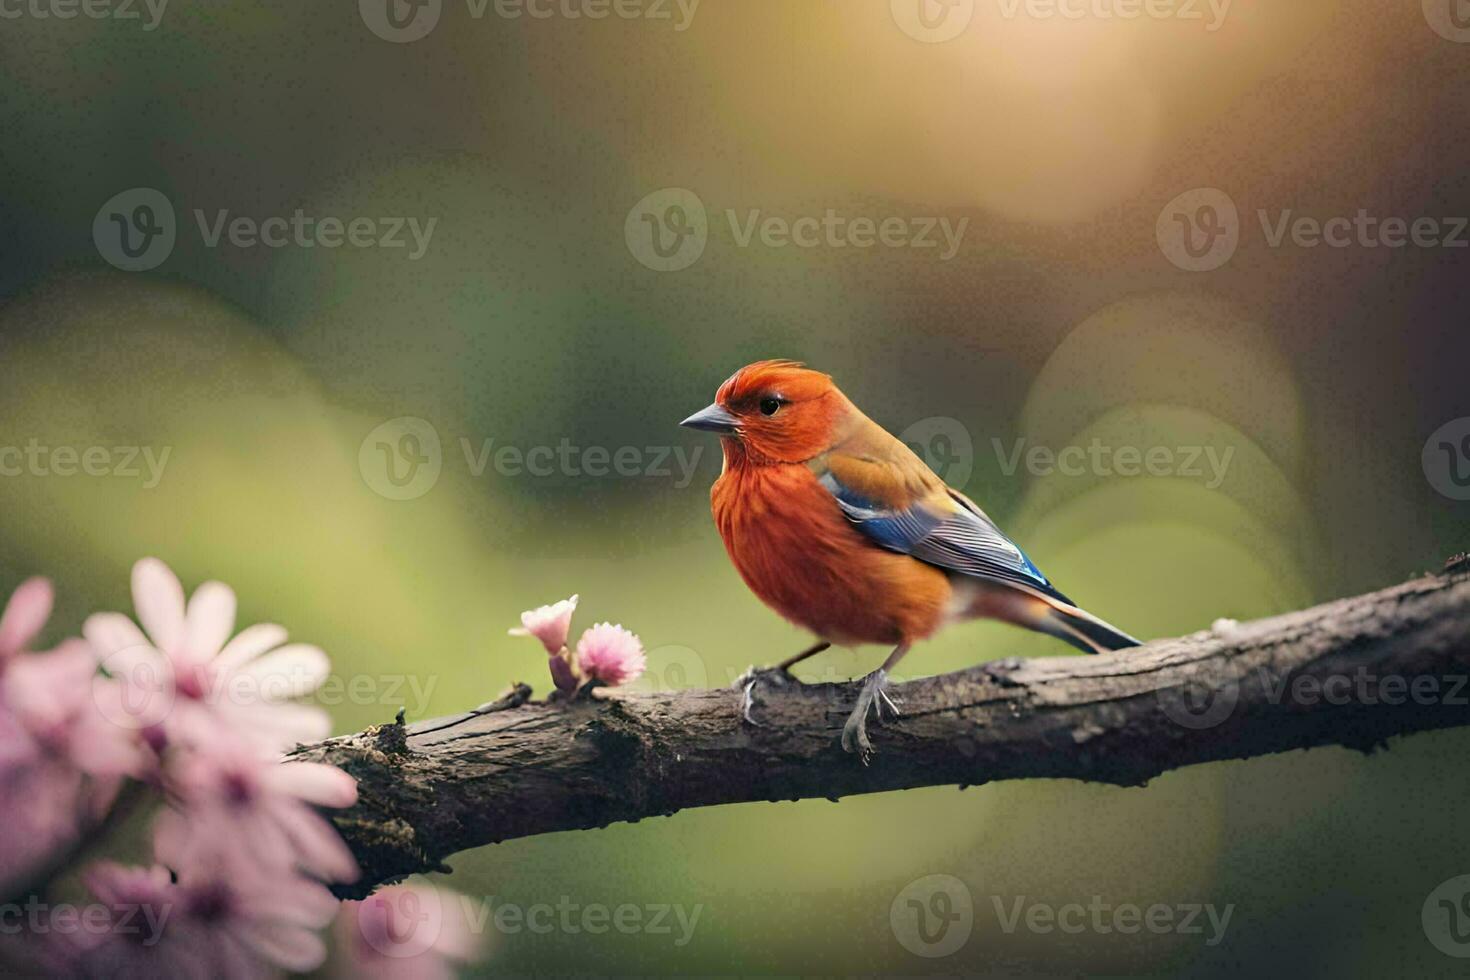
[775,640,832,673]
[841,643,911,763]
[738,641,832,725]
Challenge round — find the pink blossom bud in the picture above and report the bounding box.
[508,595,578,656]
[575,623,646,687]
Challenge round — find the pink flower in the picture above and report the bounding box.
[575,623,646,687]
[0,577,52,661]
[508,595,578,655]
[71,863,207,980]
[4,640,147,778]
[0,640,145,894]
[76,859,341,978]
[154,738,359,886]
[333,883,482,980]
[174,859,341,976]
[0,744,87,894]
[83,558,332,755]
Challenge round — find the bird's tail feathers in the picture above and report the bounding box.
[1036,601,1141,655]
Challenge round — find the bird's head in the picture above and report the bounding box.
[680,360,854,464]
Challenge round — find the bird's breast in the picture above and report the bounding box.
[710,462,950,646]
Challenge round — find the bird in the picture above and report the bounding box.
[679,359,1140,761]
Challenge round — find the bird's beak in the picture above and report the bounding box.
[680,402,739,434]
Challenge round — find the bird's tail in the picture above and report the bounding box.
[1035,600,1141,655]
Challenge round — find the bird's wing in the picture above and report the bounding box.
[814,445,1072,605]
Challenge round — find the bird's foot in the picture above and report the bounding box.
[735,664,800,726]
[841,668,898,764]
[876,683,903,723]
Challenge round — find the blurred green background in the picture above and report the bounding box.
[3,0,1470,975]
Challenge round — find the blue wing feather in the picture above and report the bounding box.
[818,471,1071,604]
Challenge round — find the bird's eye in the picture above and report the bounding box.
[759,398,782,416]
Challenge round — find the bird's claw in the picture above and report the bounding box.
[841,668,896,764]
[736,664,798,726]
[840,718,873,764]
[876,686,903,723]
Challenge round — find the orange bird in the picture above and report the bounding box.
[680,360,1139,759]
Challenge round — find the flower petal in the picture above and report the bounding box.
[261,875,341,927]
[132,558,186,654]
[511,595,578,655]
[237,645,329,700]
[237,921,328,973]
[213,623,288,674]
[575,622,646,687]
[272,802,360,883]
[83,612,152,663]
[0,577,52,657]
[183,580,236,664]
[222,701,331,753]
[269,762,358,808]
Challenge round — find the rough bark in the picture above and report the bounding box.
[291,559,1470,898]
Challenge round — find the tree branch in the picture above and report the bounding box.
[291,559,1470,898]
